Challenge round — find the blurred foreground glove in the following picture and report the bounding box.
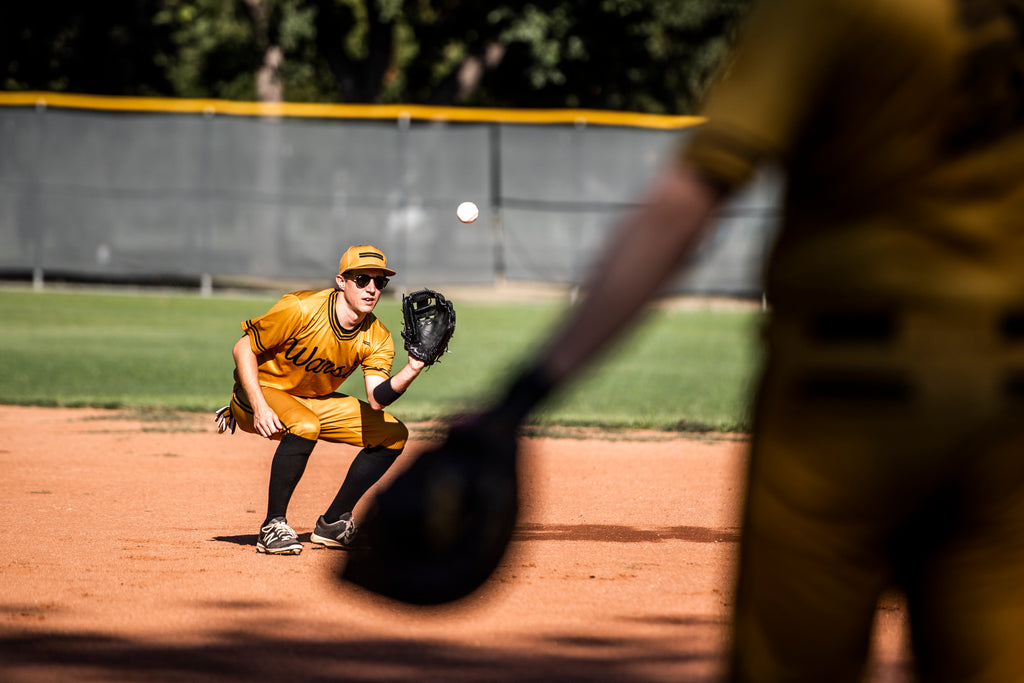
[340,368,554,605]
[341,409,519,605]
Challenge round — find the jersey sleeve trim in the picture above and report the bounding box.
[362,365,392,379]
[242,319,267,353]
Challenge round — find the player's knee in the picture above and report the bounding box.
[379,419,408,451]
[286,415,321,441]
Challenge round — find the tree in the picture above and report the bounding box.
[0,0,751,114]
[0,0,177,96]
[460,1,752,113]
[302,0,751,113]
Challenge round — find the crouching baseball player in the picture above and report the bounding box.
[215,244,455,555]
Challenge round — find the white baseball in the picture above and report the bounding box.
[456,201,479,223]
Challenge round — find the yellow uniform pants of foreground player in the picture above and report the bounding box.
[229,386,409,451]
[731,304,1024,683]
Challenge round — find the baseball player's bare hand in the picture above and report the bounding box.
[253,406,284,438]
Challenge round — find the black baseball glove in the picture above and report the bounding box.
[401,288,456,365]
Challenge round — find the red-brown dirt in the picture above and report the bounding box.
[0,406,910,681]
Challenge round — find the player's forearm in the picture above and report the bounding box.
[366,358,424,410]
[390,357,425,393]
[232,336,271,411]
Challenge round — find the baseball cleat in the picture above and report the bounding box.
[257,517,303,555]
[310,513,359,549]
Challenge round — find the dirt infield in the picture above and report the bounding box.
[0,406,909,682]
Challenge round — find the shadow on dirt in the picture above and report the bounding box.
[0,624,726,682]
[211,533,314,546]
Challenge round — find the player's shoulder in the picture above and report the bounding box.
[842,0,953,38]
[287,288,332,300]
[280,288,334,309]
[770,0,950,34]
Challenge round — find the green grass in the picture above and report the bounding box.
[0,288,764,432]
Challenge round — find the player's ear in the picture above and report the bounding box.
[335,273,345,290]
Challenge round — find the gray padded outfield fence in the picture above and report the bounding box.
[0,92,780,296]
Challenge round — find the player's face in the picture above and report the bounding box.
[338,268,386,316]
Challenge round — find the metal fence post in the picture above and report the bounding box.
[570,117,586,297]
[199,106,215,296]
[489,123,505,285]
[29,98,47,291]
[396,111,411,290]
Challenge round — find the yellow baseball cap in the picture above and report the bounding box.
[338,245,396,276]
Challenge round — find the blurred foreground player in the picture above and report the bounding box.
[431,0,1024,680]
[217,245,429,555]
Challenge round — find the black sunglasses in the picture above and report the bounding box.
[348,273,390,290]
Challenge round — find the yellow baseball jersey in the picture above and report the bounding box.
[684,0,1024,310]
[238,288,394,398]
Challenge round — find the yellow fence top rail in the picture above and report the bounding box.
[0,90,703,130]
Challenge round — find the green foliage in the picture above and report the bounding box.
[0,289,762,432]
[0,0,752,113]
[1,0,178,96]
[156,0,262,100]
[476,0,750,113]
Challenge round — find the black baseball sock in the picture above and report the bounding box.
[263,433,317,526]
[323,446,401,523]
